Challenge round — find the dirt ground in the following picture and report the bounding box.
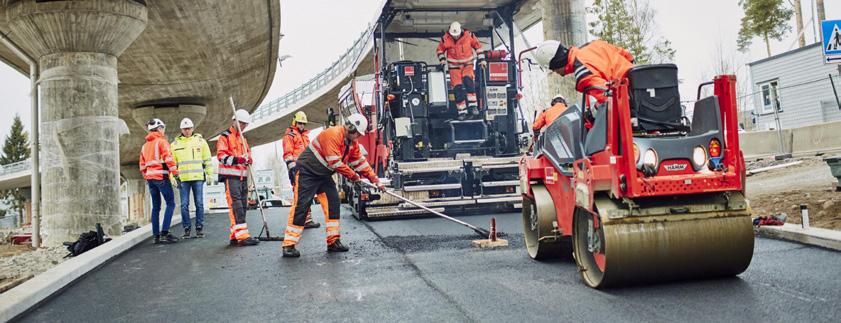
[747,157,841,230]
[0,244,32,258]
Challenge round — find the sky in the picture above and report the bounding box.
[0,0,840,162]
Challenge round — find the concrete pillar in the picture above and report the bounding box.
[19,187,32,226]
[121,166,150,227]
[5,0,147,245]
[541,0,588,103]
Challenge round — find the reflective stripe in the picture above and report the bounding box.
[218,167,247,176]
[145,161,162,167]
[326,231,340,236]
[178,160,204,165]
[325,156,340,161]
[348,158,365,168]
[179,169,204,174]
[286,226,303,234]
[146,169,169,175]
[154,141,160,161]
[353,164,368,172]
[329,161,344,170]
[312,140,322,149]
[283,235,299,242]
[308,144,330,168]
[235,230,250,239]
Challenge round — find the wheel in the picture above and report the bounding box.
[349,185,368,220]
[572,208,606,288]
[522,185,568,260]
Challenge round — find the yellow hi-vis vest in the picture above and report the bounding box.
[171,134,213,181]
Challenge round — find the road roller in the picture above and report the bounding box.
[519,66,754,288]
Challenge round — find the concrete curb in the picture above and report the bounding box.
[0,212,196,322]
[757,223,841,251]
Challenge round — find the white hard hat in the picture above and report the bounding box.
[146,118,165,131]
[449,21,462,38]
[180,118,194,129]
[534,40,561,69]
[346,113,368,133]
[232,109,252,124]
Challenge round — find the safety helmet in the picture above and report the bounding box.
[534,40,562,69]
[293,111,308,125]
[345,113,368,134]
[551,96,566,106]
[180,118,194,129]
[146,118,165,131]
[232,109,252,124]
[448,21,463,38]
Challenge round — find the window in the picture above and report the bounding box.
[758,80,781,114]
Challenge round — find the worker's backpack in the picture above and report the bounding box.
[64,223,110,257]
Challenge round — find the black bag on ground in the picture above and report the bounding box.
[63,223,110,257]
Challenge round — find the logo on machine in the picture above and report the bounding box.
[664,163,688,172]
[404,66,415,76]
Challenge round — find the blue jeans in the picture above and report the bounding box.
[179,180,205,230]
[147,179,176,236]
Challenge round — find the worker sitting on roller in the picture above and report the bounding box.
[436,21,486,120]
[533,39,634,105]
[282,113,385,258]
[282,111,322,229]
[532,96,568,135]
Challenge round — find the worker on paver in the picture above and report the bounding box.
[282,111,322,229]
[282,113,385,257]
[532,96,569,134]
[217,109,260,247]
[437,21,486,120]
[534,39,634,105]
[171,118,213,239]
[139,119,180,244]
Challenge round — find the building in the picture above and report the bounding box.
[748,43,841,130]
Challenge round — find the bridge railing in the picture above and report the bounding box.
[251,24,375,123]
[0,159,31,177]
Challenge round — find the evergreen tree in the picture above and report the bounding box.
[587,0,676,64]
[737,0,793,57]
[0,114,30,221]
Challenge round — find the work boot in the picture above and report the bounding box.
[457,111,468,121]
[153,235,161,244]
[182,228,191,239]
[160,231,179,244]
[304,220,321,229]
[196,228,205,238]
[469,106,480,116]
[327,239,350,252]
[282,246,300,258]
[238,237,260,247]
[229,239,238,246]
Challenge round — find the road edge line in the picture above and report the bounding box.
[757,223,841,251]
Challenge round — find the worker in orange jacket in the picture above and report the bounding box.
[437,21,486,120]
[139,119,180,244]
[282,113,385,257]
[534,39,634,105]
[282,111,321,228]
[532,96,569,134]
[217,109,260,247]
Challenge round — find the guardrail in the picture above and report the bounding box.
[250,24,375,123]
[0,159,31,177]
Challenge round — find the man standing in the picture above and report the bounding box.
[436,21,486,120]
[532,96,568,134]
[282,113,385,257]
[282,111,321,229]
[171,118,213,239]
[139,119,179,244]
[217,109,260,247]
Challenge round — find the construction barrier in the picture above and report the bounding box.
[740,120,841,158]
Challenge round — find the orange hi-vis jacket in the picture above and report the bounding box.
[532,102,569,132]
[282,126,309,163]
[296,126,379,183]
[139,131,178,181]
[216,126,251,178]
[436,30,484,69]
[563,40,634,104]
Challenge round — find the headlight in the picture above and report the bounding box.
[692,146,708,168]
[643,149,658,168]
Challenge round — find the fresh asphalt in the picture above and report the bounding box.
[17,206,841,322]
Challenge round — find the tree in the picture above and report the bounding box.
[587,0,676,64]
[737,0,793,57]
[0,114,30,222]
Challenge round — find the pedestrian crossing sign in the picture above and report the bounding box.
[822,19,841,64]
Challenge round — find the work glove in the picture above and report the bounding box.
[234,157,247,165]
[286,161,297,171]
[478,60,487,68]
[375,182,386,192]
[246,157,253,165]
[439,59,447,68]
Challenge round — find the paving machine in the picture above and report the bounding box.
[330,0,533,220]
[520,66,754,288]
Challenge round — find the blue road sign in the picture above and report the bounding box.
[822,19,841,64]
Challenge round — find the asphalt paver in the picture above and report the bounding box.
[17,207,841,322]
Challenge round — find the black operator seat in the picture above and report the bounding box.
[627,64,685,132]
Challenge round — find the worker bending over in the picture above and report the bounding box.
[534,39,634,104]
[217,109,260,247]
[171,118,213,239]
[437,21,486,120]
[532,96,568,134]
[282,111,322,229]
[139,119,179,244]
[282,113,385,257]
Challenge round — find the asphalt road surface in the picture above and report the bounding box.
[17,206,841,322]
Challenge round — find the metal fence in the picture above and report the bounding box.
[0,159,31,177]
[250,25,375,123]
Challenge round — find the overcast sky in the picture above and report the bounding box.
[1,0,839,159]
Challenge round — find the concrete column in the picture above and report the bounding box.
[541,0,588,102]
[5,0,147,245]
[121,166,150,227]
[19,187,32,226]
